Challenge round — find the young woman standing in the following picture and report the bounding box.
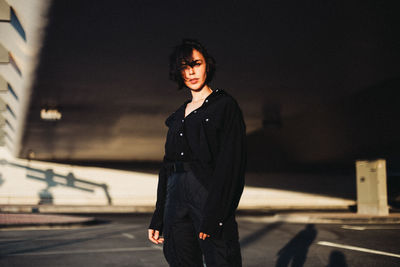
[148,39,246,267]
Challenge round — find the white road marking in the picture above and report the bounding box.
[318,241,400,258]
[341,225,367,230]
[341,225,400,231]
[8,247,160,256]
[122,233,135,239]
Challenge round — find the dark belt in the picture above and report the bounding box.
[164,162,191,173]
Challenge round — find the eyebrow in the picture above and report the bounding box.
[180,59,203,69]
[182,59,202,64]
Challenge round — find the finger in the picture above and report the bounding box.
[202,233,210,240]
[154,231,163,244]
[148,235,157,243]
[199,232,204,239]
[148,229,159,244]
[154,230,159,240]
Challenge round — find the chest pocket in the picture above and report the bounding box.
[199,116,222,163]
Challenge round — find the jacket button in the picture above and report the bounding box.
[205,118,209,122]
[219,222,223,226]
[180,152,184,156]
[205,99,209,103]
[216,89,219,92]
[193,110,197,113]
[182,119,184,123]
[179,133,183,136]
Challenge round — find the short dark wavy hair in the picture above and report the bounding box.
[169,39,216,90]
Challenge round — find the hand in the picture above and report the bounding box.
[199,232,210,240]
[148,229,164,244]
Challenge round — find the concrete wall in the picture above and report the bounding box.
[0,147,158,207]
[0,147,355,211]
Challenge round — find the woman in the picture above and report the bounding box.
[148,39,246,267]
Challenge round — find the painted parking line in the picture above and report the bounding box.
[341,225,366,231]
[7,247,160,256]
[341,225,400,231]
[317,241,400,258]
[122,233,135,239]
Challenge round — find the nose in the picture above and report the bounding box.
[188,66,195,75]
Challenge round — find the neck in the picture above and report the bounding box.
[190,85,212,102]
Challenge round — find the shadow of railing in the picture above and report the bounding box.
[1,159,112,205]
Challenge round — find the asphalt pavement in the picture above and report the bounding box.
[1,213,400,266]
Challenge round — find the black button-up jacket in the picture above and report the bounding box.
[149,89,247,239]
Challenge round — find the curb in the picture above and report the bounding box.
[0,205,155,214]
[240,212,400,224]
[1,205,400,228]
[0,204,353,214]
[0,213,100,229]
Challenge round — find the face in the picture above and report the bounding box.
[181,49,207,90]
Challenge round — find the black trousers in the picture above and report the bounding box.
[162,169,242,267]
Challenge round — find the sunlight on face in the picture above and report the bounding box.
[181,49,207,90]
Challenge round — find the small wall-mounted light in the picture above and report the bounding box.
[40,108,62,121]
[27,149,35,159]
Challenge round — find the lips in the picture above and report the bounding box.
[189,78,199,84]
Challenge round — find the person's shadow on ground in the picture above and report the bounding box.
[326,250,348,267]
[276,224,317,267]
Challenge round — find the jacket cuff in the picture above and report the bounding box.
[149,209,164,235]
[200,217,223,239]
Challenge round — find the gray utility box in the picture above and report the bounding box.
[356,159,389,215]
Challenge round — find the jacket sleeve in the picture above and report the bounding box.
[148,112,176,233]
[199,99,247,238]
[148,160,168,234]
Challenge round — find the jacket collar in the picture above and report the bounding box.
[183,88,224,106]
[166,89,224,126]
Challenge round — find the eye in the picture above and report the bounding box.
[190,61,201,67]
[180,60,202,70]
[179,64,189,70]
